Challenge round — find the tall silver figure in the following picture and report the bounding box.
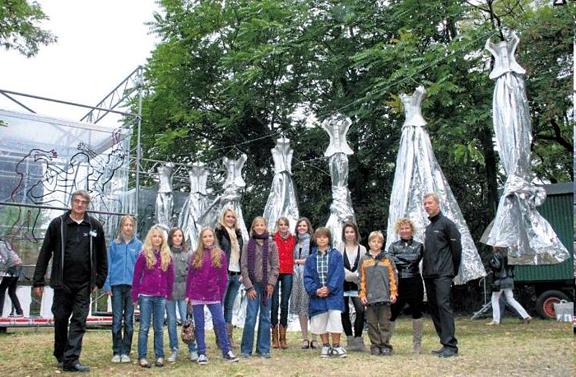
[385,86,485,284]
[263,137,300,232]
[178,162,209,248]
[198,154,249,241]
[155,162,174,230]
[322,114,356,242]
[481,32,569,265]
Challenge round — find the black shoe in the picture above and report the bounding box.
[431,347,446,355]
[62,363,90,372]
[438,348,458,358]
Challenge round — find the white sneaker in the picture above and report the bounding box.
[197,354,208,365]
[320,345,331,358]
[167,350,178,362]
[111,354,121,363]
[120,354,131,363]
[332,346,347,358]
[189,351,199,361]
[224,350,239,362]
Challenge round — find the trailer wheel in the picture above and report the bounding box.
[535,290,569,319]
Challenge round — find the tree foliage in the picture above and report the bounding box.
[0,0,56,57]
[137,0,573,250]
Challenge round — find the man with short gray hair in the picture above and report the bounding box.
[422,192,461,358]
[33,190,107,372]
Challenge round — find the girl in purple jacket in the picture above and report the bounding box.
[186,227,239,364]
[131,225,174,368]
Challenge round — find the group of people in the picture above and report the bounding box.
[32,190,464,372]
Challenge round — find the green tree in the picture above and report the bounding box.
[0,0,56,57]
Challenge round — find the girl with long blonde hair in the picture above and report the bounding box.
[103,215,142,363]
[185,227,238,364]
[131,225,174,368]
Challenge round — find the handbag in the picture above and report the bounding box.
[181,304,195,344]
[553,300,573,322]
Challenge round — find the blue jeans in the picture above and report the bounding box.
[111,285,134,356]
[138,296,166,359]
[241,283,271,356]
[223,273,241,323]
[271,274,293,327]
[166,299,197,352]
[192,303,229,356]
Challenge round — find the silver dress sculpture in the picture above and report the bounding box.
[198,154,249,241]
[322,114,356,242]
[263,137,300,232]
[385,86,486,284]
[155,162,174,230]
[481,33,569,265]
[178,162,209,248]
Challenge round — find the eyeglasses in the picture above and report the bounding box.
[73,199,89,205]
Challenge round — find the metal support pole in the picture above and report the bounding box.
[135,66,144,214]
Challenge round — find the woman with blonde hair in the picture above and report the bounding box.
[131,225,174,368]
[103,215,142,364]
[186,227,238,364]
[215,208,244,347]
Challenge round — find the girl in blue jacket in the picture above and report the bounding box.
[304,227,346,358]
[103,215,142,364]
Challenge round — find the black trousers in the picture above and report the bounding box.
[341,296,365,337]
[390,276,424,321]
[0,276,23,316]
[52,283,91,366]
[424,276,457,351]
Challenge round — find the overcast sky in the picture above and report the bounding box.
[0,0,160,121]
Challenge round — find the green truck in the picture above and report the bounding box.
[514,182,574,319]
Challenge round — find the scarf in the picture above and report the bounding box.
[225,225,240,268]
[247,231,269,302]
[295,233,311,260]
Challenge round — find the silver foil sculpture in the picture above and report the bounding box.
[385,86,486,284]
[481,33,569,265]
[198,154,249,241]
[322,114,356,243]
[263,137,300,232]
[155,162,174,230]
[178,162,209,248]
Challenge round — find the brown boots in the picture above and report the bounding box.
[227,323,236,349]
[279,325,288,349]
[413,319,423,354]
[272,325,280,349]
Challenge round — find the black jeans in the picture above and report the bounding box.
[0,276,23,316]
[390,276,424,321]
[341,296,364,337]
[424,276,457,351]
[52,283,91,366]
[271,273,293,327]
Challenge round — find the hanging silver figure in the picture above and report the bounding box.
[322,114,356,243]
[481,32,569,265]
[263,137,300,232]
[155,162,174,230]
[385,86,486,284]
[178,162,209,248]
[198,154,249,241]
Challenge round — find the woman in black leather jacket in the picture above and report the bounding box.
[487,247,531,325]
[388,218,424,353]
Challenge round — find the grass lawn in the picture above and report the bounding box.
[0,317,573,377]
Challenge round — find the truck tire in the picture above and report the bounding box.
[535,290,570,319]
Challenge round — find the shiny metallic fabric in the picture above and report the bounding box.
[263,138,300,232]
[198,154,249,241]
[155,162,174,230]
[385,86,486,284]
[322,114,356,244]
[178,162,209,248]
[482,33,569,265]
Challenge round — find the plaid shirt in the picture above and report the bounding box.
[316,249,330,286]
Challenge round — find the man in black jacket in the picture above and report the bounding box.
[33,190,107,372]
[422,192,462,358]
